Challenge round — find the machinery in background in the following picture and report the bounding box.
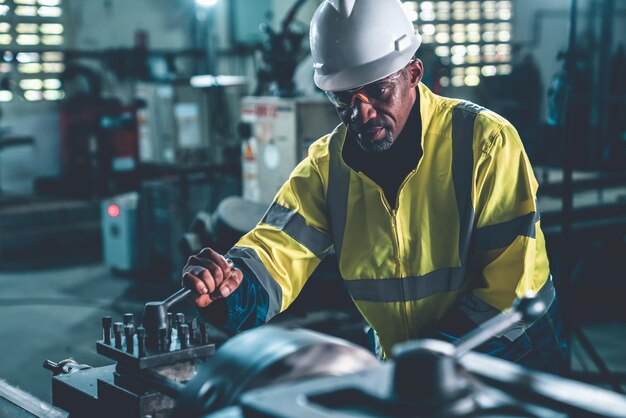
[179,95,338,257]
[135,80,243,168]
[105,170,240,280]
[60,95,140,198]
[101,192,140,272]
[254,0,310,97]
[29,291,626,418]
[239,96,338,206]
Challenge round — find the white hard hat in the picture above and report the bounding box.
[310,0,422,92]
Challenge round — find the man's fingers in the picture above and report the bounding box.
[218,268,243,298]
[194,293,213,308]
[206,248,232,275]
[206,262,225,287]
[182,272,206,294]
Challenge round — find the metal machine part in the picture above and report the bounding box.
[43,358,92,376]
[48,302,217,418]
[198,296,626,418]
[45,292,626,418]
[172,326,379,418]
[97,307,215,369]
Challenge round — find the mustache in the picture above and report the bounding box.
[348,120,389,133]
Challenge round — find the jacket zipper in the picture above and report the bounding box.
[392,171,417,338]
[356,170,417,341]
[389,210,410,338]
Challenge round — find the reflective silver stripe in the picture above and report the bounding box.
[458,276,556,341]
[452,101,483,263]
[344,267,466,303]
[475,212,540,251]
[327,130,350,255]
[225,246,282,321]
[261,202,332,259]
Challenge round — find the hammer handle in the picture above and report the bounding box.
[163,288,192,310]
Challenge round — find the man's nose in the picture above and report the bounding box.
[350,93,377,124]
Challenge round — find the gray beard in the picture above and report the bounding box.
[355,128,394,152]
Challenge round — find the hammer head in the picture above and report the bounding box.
[142,301,167,348]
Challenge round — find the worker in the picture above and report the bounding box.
[182,0,568,373]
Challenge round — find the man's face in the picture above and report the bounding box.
[327,60,423,152]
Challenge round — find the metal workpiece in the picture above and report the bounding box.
[113,322,123,349]
[102,316,112,345]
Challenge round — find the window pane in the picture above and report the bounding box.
[42,35,63,45]
[40,23,63,34]
[42,51,63,61]
[43,89,64,100]
[20,79,43,90]
[38,6,62,16]
[43,78,61,89]
[17,34,41,45]
[24,90,43,101]
[16,6,38,15]
[0,90,12,101]
[17,52,40,63]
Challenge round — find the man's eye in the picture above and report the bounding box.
[370,85,388,98]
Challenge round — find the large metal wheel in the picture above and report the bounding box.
[172,326,378,418]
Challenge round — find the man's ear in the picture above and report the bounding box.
[407,59,424,86]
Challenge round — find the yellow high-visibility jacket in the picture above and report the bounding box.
[225,83,553,357]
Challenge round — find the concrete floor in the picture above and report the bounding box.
[1,258,625,406]
[0,259,187,403]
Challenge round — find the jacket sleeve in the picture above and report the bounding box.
[457,122,552,339]
[220,155,333,331]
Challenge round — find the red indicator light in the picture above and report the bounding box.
[107,204,120,217]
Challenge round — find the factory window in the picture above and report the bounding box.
[0,0,64,102]
[402,0,513,88]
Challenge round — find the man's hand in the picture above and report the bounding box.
[182,248,243,308]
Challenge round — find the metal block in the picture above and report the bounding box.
[51,365,115,418]
[96,336,215,370]
[97,376,174,418]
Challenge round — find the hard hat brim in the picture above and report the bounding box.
[314,34,421,92]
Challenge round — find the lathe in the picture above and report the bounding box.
[16,289,626,418]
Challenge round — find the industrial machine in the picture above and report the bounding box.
[240,96,338,205]
[29,288,626,418]
[101,192,140,272]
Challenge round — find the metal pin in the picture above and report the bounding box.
[166,312,174,336]
[123,313,134,326]
[200,322,209,345]
[113,322,124,349]
[179,324,189,349]
[158,327,168,352]
[176,313,185,328]
[102,316,112,345]
[137,327,146,357]
[188,319,197,344]
[124,324,135,354]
